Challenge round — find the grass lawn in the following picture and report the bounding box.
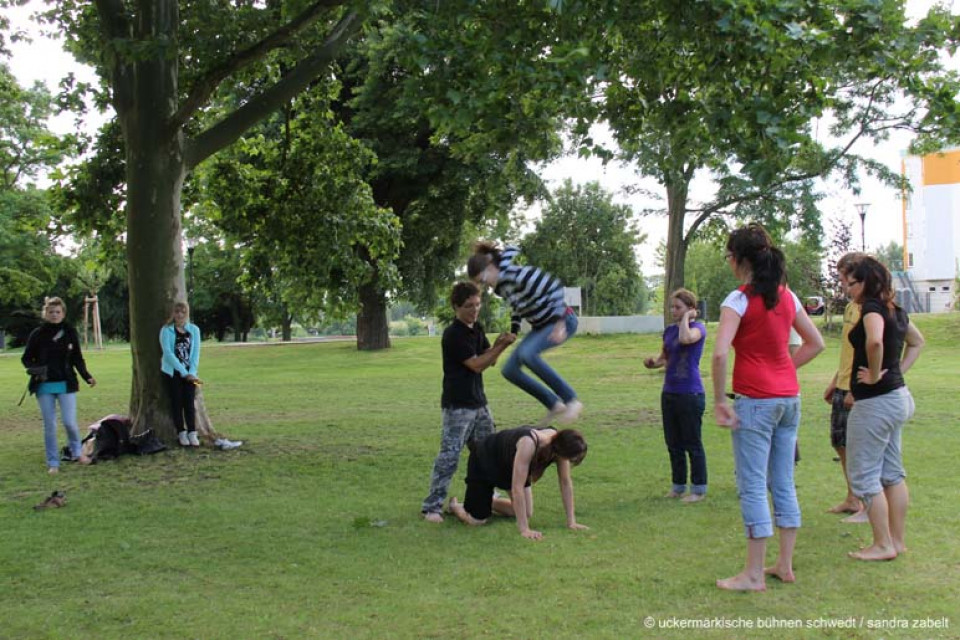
[2,314,959,639]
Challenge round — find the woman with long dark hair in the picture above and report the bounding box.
[467,242,581,426]
[447,426,588,540]
[711,224,824,591]
[844,256,923,561]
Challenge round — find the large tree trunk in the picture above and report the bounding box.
[356,279,390,351]
[281,305,293,342]
[662,180,690,323]
[120,1,188,442]
[94,0,362,440]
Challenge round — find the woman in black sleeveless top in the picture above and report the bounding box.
[447,426,588,540]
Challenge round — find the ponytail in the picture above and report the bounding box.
[727,223,785,310]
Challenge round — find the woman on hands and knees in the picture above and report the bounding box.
[447,427,588,540]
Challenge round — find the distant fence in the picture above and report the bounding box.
[576,315,664,335]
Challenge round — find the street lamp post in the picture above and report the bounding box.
[855,202,870,252]
[186,238,197,301]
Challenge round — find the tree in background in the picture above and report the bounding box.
[198,87,401,343]
[575,0,960,320]
[44,0,365,437]
[332,1,595,349]
[523,180,647,316]
[875,241,905,272]
[823,218,855,328]
[0,60,81,341]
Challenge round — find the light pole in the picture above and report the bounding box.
[855,202,870,252]
[186,237,197,301]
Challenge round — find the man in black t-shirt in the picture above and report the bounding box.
[421,282,515,522]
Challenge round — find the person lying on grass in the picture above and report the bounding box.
[447,426,588,540]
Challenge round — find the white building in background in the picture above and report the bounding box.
[901,147,960,313]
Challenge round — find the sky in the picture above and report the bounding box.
[5,0,958,272]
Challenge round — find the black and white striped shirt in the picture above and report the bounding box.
[494,246,567,329]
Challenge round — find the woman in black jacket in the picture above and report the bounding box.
[21,297,96,473]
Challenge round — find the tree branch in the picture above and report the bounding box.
[171,0,349,131]
[183,10,363,171]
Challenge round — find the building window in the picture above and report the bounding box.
[929,287,936,292]
[943,286,951,292]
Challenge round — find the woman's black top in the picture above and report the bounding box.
[469,426,553,490]
[21,322,92,394]
[848,298,908,400]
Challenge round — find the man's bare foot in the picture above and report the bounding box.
[421,511,443,524]
[827,500,861,514]
[893,542,908,554]
[665,491,683,499]
[764,566,795,583]
[716,573,766,592]
[848,545,897,561]
[841,509,869,524]
[682,493,705,503]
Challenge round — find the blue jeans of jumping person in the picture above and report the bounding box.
[731,395,802,539]
[37,392,82,469]
[501,310,578,409]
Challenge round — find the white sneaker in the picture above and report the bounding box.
[215,438,243,450]
[557,399,583,424]
[187,432,201,447]
[537,402,567,427]
[178,431,190,447]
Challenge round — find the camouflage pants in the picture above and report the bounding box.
[421,406,495,515]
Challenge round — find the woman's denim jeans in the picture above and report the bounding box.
[501,312,578,409]
[37,392,82,468]
[731,395,802,539]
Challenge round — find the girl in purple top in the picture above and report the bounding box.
[644,288,708,502]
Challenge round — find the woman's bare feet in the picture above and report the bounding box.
[764,566,795,583]
[848,545,898,561]
[421,511,443,524]
[841,509,869,524]
[682,493,705,503]
[716,572,766,592]
[827,499,861,514]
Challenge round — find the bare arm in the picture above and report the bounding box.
[643,346,668,369]
[857,312,886,385]
[557,459,588,530]
[463,333,517,373]
[511,437,540,540]
[677,310,702,345]
[900,321,924,374]
[823,371,838,403]
[791,308,825,369]
[712,307,741,429]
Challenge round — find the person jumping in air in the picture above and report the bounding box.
[467,242,582,426]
